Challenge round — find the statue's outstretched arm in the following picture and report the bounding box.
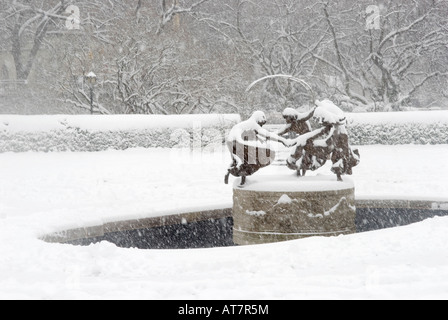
[291,125,333,148]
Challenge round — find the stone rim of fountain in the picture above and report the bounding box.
[40,196,448,247]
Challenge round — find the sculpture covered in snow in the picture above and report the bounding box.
[279,99,360,181]
[277,106,317,176]
[226,76,359,186]
[225,111,293,186]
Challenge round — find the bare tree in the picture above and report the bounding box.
[157,0,212,33]
[193,0,331,114]
[56,0,240,115]
[0,0,69,81]
[3,0,448,114]
[318,0,448,111]
[114,39,175,115]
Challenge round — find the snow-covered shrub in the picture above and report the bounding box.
[346,111,448,145]
[1,112,447,152]
[347,122,448,145]
[170,129,191,148]
[0,114,240,153]
[0,127,235,153]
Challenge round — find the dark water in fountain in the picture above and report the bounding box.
[66,207,448,250]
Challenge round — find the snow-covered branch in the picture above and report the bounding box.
[157,0,212,34]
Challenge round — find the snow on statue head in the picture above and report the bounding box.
[314,99,347,125]
[250,111,267,127]
[282,108,299,123]
[282,108,298,118]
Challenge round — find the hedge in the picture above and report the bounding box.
[0,114,239,153]
[347,122,448,145]
[345,111,448,145]
[1,112,447,153]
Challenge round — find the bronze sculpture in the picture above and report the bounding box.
[276,100,360,181]
[225,77,359,186]
[276,107,316,177]
[225,101,360,185]
[224,111,292,186]
[312,99,360,181]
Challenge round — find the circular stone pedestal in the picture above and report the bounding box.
[233,175,356,245]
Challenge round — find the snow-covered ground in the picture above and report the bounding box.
[0,144,448,299]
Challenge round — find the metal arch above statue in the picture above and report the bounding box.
[245,74,316,108]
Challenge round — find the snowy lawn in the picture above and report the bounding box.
[0,145,448,299]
